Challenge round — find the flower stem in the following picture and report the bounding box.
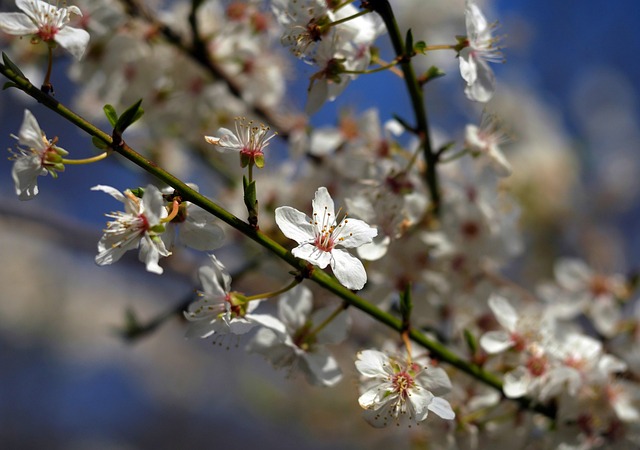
[41,45,54,94]
[342,59,401,75]
[61,151,111,165]
[306,301,348,340]
[422,44,457,52]
[328,9,369,28]
[244,278,302,302]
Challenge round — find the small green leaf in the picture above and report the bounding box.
[2,81,18,90]
[92,136,108,150]
[2,52,26,79]
[115,98,144,133]
[414,41,427,54]
[405,29,414,55]
[422,65,446,83]
[103,104,118,128]
[464,328,479,355]
[129,187,145,198]
[243,175,259,226]
[399,283,413,330]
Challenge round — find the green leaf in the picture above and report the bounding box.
[421,65,446,84]
[103,104,118,128]
[243,175,259,226]
[129,187,145,198]
[2,81,18,91]
[115,99,144,133]
[2,52,26,79]
[405,29,414,55]
[464,328,479,355]
[92,136,108,150]
[414,41,427,54]
[399,283,412,329]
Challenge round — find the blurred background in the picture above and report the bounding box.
[1,0,639,448]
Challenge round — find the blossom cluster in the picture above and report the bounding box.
[3,0,640,447]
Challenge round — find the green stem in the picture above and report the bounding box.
[342,59,400,75]
[0,61,555,420]
[307,301,348,339]
[328,9,369,28]
[244,278,301,302]
[369,0,441,216]
[61,151,111,165]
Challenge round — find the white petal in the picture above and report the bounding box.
[0,12,38,36]
[427,397,455,420]
[91,184,126,202]
[55,26,90,60]
[458,49,478,85]
[198,254,231,297]
[301,351,342,386]
[279,285,312,331]
[464,57,495,102]
[503,366,530,398]
[355,349,388,378]
[138,234,169,274]
[480,330,513,354]
[292,243,331,268]
[488,295,518,331]
[180,205,224,251]
[12,155,45,200]
[555,258,591,290]
[140,185,165,224]
[275,206,314,244]
[18,109,46,151]
[309,127,344,156]
[408,387,435,421]
[336,217,377,249]
[330,248,367,290]
[312,186,336,218]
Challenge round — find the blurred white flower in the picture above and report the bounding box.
[10,109,67,200]
[246,285,348,386]
[459,1,502,102]
[0,0,90,59]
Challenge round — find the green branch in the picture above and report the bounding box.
[0,60,554,420]
[369,0,441,216]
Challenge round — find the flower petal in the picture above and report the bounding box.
[330,248,367,290]
[55,26,90,60]
[0,12,38,36]
[336,217,377,249]
[312,186,336,218]
[275,206,315,244]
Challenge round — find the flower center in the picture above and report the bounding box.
[391,371,415,399]
[312,206,350,252]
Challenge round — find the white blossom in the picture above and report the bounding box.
[184,255,266,338]
[275,186,377,290]
[459,1,502,102]
[92,184,170,274]
[356,349,455,427]
[0,0,90,59]
[9,109,67,200]
[246,285,348,386]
